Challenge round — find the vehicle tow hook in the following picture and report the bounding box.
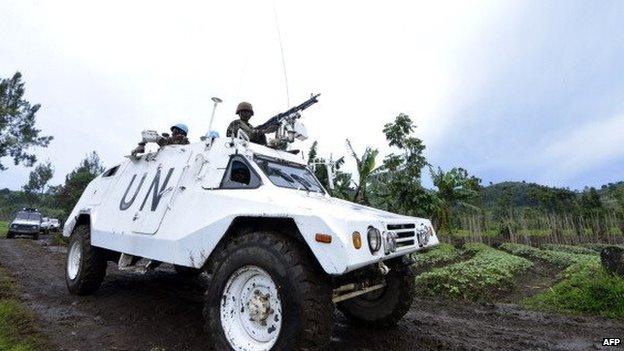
[378,261,390,276]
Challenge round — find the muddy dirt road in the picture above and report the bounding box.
[0,237,621,351]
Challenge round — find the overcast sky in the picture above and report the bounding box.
[1,0,623,191]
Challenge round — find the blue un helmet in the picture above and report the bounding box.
[171,123,189,136]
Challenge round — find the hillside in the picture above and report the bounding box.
[480,181,624,211]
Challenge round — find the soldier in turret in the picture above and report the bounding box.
[226,102,270,145]
[159,123,190,146]
[131,123,189,157]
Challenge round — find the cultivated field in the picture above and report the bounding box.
[0,224,622,350]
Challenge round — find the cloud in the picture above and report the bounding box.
[425,0,624,189]
[1,1,622,192]
[538,113,624,184]
[0,0,507,190]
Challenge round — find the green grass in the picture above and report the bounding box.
[499,243,595,267]
[0,221,7,238]
[51,233,67,246]
[524,257,624,319]
[0,266,48,350]
[412,243,461,268]
[540,244,598,256]
[521,228,552,237]
[415,244,533,300]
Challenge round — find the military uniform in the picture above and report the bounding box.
[268,138,288,150]
[130,124,190,157]
[226,119,267,145]
[157,135,189,146]
[227,102,268,145]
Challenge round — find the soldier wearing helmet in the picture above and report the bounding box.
[131,123,190,157]
[226,102,270,145]
[159,123,190,146]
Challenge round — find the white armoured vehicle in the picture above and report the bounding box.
[63,101,439,350]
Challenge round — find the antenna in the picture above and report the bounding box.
[273,1,290,108]
[208,97,223,132]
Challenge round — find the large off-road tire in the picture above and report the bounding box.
[173,264,203,278]
[32,232,39,240]
[65,224,107,295]
[204,231,333,351]
[338,267,415,327]
[6,231,15,239]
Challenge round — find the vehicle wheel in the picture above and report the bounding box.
[33,232,39,240]
[338,267,415,327]
[173,264,203,278]
[204,232,333,351]
[65,224,107,295]
[6,231,14,239]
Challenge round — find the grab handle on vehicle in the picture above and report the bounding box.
[236,129,250,142]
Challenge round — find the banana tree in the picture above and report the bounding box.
[430,166,481,233]
[346,139,379,204]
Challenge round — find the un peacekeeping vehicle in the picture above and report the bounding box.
[63,95,439,351]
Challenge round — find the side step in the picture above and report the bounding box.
[117,253,159,274]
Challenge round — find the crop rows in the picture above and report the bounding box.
[412,243,461,269]
[540,244,597,255]
[415,244,532,300]
[499,243,595,267]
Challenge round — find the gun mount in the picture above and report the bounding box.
[256,93,320,145]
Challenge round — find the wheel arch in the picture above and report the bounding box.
[202,216,329,275]
[76,213,91,227]
[64,211,92,238]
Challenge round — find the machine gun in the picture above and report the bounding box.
[256,93,320,135]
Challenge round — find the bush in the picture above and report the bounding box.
[499,243,594,267]
[524,258,624,319]
[582,243,624,253]
[412,243,460,268]
[0,222,7,238]
[415,245,532,300]
[540,244,597,256]
[463,242,491,254]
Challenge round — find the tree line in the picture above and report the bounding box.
[1,71,623,244]
[308,116,624,242]
[0,72,104,221]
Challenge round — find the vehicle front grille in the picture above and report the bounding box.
[387,223,415,249]
[13,224,37,230]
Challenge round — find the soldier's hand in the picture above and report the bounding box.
[131,144,145,156]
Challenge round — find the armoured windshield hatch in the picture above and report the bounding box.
[254,156,324,193]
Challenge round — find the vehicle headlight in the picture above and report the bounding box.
[367,226,381,253]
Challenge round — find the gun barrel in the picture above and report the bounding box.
[257,93,320,132]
